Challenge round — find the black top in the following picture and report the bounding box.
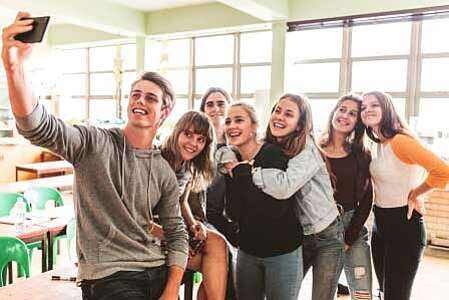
[328,153,357,211]
[327,150,373,245]
[225,143,302,257]
[206,143,239,246]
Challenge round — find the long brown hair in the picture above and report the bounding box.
[265,93,314,158]
[320,93,366,154]
[161,111,215,192]
[363,91,412,143]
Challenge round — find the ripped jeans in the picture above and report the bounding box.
[337,210,372,300]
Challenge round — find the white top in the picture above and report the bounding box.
[370,142,424,208]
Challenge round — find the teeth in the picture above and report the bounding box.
[273,122,285,128]
[184,147,196,153]
[132,108,148,115]
[228,132,240,137]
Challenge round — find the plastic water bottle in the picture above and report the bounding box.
[14,197,27,233]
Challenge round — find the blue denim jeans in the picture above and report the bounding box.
[337,210,372,299]
[303,217,344,300]
[236,247,303,300]
[80,266,168,300]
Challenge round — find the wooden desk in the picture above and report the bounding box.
[0,266,80,299]
[0,223,48,275]
[16,161,73,181]
[0,174,74,193]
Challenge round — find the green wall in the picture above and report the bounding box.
[49,24,124,46]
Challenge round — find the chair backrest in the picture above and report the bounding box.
[0,236,30,286]
[24,187,64,210]
[0,192,31,217]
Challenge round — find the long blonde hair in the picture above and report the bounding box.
[161,111,215,192]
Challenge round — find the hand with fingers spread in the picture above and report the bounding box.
[1,12,35,72]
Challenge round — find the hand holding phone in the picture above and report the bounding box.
[14,16,50,43]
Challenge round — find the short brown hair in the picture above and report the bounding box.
[131,72,175,125]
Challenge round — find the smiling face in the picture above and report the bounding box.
[269,98,300,138]
[177,127,206,161]
[203,92,228,126]
[127,80,164,129]
[361,94,383,130]
[224,105,257,148]
[331,100,359,135]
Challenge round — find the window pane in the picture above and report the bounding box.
[90,99,117,122]
[60,74,86,96]
[351,60,407,92]
[62,49,86,73]
[121,44,136,70]
[285,63,340,93]
[286,28,342,60]
[59,97,86,122]
[159,39,190,68]
[240,66,271,94]
[89,46,115,72]
[240,31,272,63]
[163,69,189,95]
[421,58,449,91]
[392,98,406,120]
[121,98,128,121]
[308,99,337,133]
[40,99,52,114]
[90,73,115,96]
[422,19,449,53]
[158,98,189,142]
[122,71,137,96]
[352,22,411,56]
[417,98,449,159]
[196,35,234,65]
[196,68,232,95]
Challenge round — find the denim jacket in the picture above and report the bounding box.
[252,136,339,235]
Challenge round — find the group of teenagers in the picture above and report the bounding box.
[3,11,449,300]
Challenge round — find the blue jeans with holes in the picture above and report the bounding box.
[80,266,167,300]
[303,217,344,300]
[337,210,373,299]
[236,246,303,300]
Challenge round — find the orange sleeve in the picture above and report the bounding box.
[390,134,449,189]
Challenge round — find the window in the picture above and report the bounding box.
[58,43,136,123]
[148,30,272,127]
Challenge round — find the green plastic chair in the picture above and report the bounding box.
[23,187,65,266]
[65,217,77,263]
[0,192,31,217]
[0,236,30,287]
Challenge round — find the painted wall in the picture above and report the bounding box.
[146,3,263,36]
[48,24,125,46]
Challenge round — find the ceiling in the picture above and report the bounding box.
[105,0,215,12]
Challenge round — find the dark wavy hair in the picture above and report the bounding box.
[265,93,314,158]
[320,93,366,154]
[199,87,232,113]
[362,91,412,143]
[161,111,215,191]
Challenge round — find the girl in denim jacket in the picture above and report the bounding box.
[320,94,373,300]
[251,93,344,300]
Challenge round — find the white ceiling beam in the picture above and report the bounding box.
[218,0,289,21]
[0,0,145,36]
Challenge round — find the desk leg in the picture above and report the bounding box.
[8,262,13,284]
[41,234,48,272]
[47,232,54,271]
[16,169,18,181]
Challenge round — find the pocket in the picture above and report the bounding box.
[316,219,339,241]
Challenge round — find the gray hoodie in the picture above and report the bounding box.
[15,104,188,280]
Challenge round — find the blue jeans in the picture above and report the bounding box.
[236,247,303,300]
[80,266,168,300]
[303,217,344,300]
[337,210,372,299]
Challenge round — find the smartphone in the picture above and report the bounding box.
[15,16,50,43]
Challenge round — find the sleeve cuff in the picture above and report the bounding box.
[166,251,188,270]
[14,103,44,131]
[252,167,265,188]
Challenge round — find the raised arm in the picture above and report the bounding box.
[2,12,38,117]
[252,139,325,199]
